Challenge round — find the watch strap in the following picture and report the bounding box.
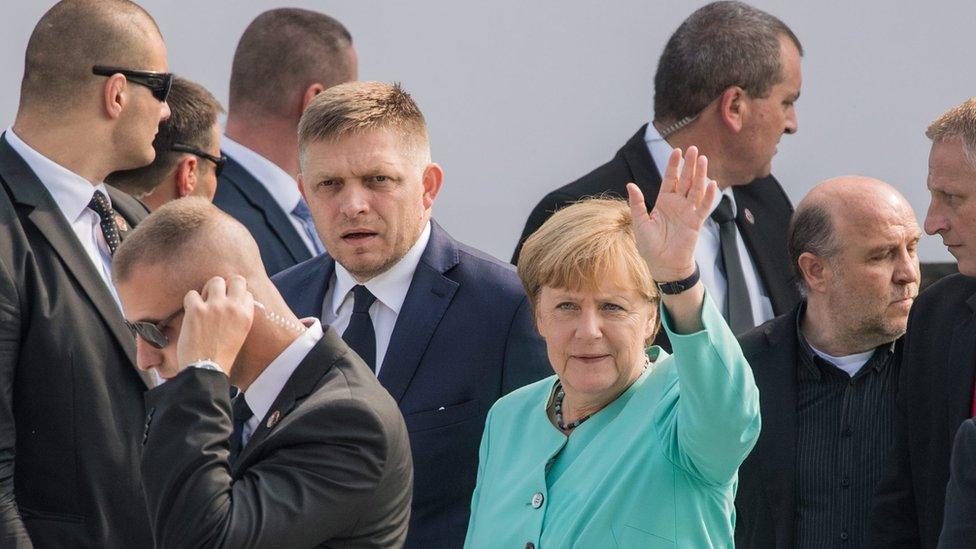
[656,263,701,295]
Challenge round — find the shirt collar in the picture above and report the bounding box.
[244,318,324,424]
[5,126,109,223]
[331,221,432,316]
[221,136,302,214]
[642,122,731,217]
[794,301,896,379]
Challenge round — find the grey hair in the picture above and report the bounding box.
[926,96,976,170]
[788,201,840,295]
[653,1,802,125]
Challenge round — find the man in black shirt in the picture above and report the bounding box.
[735,176,921,548]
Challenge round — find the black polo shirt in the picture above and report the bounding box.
[793,308,899,548]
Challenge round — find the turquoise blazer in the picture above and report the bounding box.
[464,294,761,548]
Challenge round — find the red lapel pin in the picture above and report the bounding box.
[266,410,281,429]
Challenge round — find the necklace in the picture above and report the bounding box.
[553,381,592,431]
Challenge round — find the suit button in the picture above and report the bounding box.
[840,531,849,541]
[841,477,850,487]
[531,492,544,509]
[524,543,535,549]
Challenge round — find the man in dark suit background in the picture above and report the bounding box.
[0,0,171,546]
[108,76,224,210]
[514,1,802,344]
[273,81,551,548]
[869,97,976,548]
[939,418,976,547]
[736,176,921,548]
[214,8,357,275]
[113,198,412,548]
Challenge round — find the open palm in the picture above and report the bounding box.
[628,146,717,283]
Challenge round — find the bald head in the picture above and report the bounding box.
[790,176,915,291]
[113,197,265,293]
[20,0,162,111]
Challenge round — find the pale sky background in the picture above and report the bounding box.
[2,0,972,263]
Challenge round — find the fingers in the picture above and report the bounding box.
[687,154,709,206]
[675,146,698,197]
[661,148,683,193]
[700,180,719,222]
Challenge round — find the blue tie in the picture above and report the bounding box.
[342,285,378,372]
[291,199,325,255]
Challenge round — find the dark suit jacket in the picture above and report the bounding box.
[273,220,551,548]
[513,125,800,350]
[0,134,152,548]
[735,308,802,549]
[141,329,413,548]
[869,274,976,548]
[939,418,976,548]
[213,154,311,276]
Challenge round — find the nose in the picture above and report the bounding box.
[784,105,798,135]
[574,307,603,340]
[338,183,370,219]
[135,338,159,372]
[924,200,948,236]
[893,250,921,286]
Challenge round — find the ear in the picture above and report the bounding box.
[301,83,327,112]
[421,163,444,210]
[175,156,198,198]
[797,251,830,294]
[718,86,748,133]
[102,74,128,119]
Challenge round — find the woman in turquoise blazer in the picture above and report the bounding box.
[464,148,761,548]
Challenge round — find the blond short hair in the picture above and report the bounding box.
[926,97,976,168]
[298,81,429,165]
[517,198,661,342]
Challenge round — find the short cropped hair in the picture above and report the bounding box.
[229,8,353,118]
[20,0,161,110]
[113,197,224,284]
[517,198,661,343]
[298,81,429,165]
[653,1,802,124]
[107,77,223,197]
[926,97,976,169]
[788,202,840,294]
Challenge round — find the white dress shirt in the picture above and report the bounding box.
[5,127,122,309]
[221,136,319,255]
[321,221,432,376]
[643,123,774,327]
[241,317,324,445]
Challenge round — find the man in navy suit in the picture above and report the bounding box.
[214,8,357,275]
[273,81,551,548]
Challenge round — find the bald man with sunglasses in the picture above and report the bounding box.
[0,1,172,546]
[112,197,412,548]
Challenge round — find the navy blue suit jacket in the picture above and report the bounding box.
[213,154,311,275]
[273,220,551,548]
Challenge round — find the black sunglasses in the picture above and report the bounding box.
[91,65,173,102]
[124,306,184,349]
[171,143,227,177]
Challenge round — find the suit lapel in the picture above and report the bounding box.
[378,222,459,402]
[221,155,311,264]
[285,254,334,320]
[944,293,976,444]
[233,332,342,472]
[732,178,796,314]
[620,124,663,208]
[751,315,799,546]
[0,136,149,387]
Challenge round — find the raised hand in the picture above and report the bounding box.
[627,146,717,283]
[176,275,255,375]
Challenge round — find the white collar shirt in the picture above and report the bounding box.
[221,136,319,255]
[643,123,774,328]
[322,221,432,376]
[241,317,324,445]
[5,127,122,309]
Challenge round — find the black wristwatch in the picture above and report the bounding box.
[656,263,700,295]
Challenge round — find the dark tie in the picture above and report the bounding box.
[291,199,325,255]
[710,196,755,334]
[230,394,254,462]
[342,285,377,372]
[88,190,121,256]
